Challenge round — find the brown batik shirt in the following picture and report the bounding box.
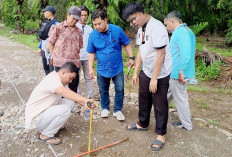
[48,20,83,68]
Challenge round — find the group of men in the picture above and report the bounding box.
[25,2,196,151]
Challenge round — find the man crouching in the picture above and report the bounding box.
[25,62,94,145]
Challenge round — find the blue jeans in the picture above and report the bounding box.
[97,70,124,112]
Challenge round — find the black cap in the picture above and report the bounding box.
[41,6,56,14]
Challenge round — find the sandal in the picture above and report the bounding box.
[38,135,61,145]
[126,123,148,131]
[150,139,164,151]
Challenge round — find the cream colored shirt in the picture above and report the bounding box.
[25,71,63,129]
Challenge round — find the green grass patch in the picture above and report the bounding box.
[207,119,219,126]
[0,27,39,50]
[196,36,232,57]
[188,85,232,95]
[194,98,208,109]
[169,102,176,109]
[188,85,207,93]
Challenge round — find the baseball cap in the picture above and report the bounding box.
[68,6,81,20]
[41,6,56,14]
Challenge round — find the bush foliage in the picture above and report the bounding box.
[0,0,231,39]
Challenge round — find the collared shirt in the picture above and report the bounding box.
[87,24,130,78]
[25,71,63,129]
[48,20,83,68]
[76,22,93,60]
[170,23,196,79]
[136,17,172,79]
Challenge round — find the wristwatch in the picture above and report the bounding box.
[129,56,135,60]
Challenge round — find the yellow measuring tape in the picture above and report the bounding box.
[88,101,99,155]
[88,109,93,154]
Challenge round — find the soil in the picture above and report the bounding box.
[0,34,232,157]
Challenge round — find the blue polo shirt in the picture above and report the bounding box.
[87,24,130,78]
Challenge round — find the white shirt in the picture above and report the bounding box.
[25,71,63,129]
[136,17,172,79]
[76,23,93,60]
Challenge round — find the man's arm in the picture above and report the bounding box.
[150,48,165,93]
[88,53,96,79]
[55,86,90,110]
[47,43,54,54]
[132,49,142,86]
[124,44,135,67]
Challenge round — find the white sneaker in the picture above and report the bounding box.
[113,111,125,121]
[101,109,110,118]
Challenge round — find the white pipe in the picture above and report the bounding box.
[49,144,58,157]
[0,62,26,105]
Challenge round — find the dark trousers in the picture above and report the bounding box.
[55,67,79,93]
[41,50,54,75]
[137,70,170,135]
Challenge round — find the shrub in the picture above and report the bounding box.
[196,59,221,81]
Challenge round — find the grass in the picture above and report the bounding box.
[188,85,232,95]
[207,119,219,126]
[0,27,39,50]
[169,102,176,108]
[193,98,209,109]
[196,36,232,57]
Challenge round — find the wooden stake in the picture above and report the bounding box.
[73,137,129,157]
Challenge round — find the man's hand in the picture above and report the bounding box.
[50,58,53,66]
[179,74,187,83]
[89,68,95,79]
[37,49,42,55]
[132,73,138,86]
[84,99,97,111]
[149,79,158,93]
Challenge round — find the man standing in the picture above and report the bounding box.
[122,2,172,151]
[87,9,135,121]
[164,11,195,131]
[47,6,83,93]
[76,6,94,99]
[25,62,95,145]
[37,6,58,75]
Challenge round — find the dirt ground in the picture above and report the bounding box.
[0,34,232,157]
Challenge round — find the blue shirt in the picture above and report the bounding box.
[87,24,130,78]
[170,23,196,79]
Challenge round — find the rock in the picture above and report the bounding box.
[6,113,11,118]
[130,92,138,97]
[57,153,65,156]
[40,154,45,157]
[0,111,4,117]
[62,136,70,143]
[227,136,232,140]
[13,136,18,140]
[11,112,17,117]
[15,124,24,129]
[217,128,232,137]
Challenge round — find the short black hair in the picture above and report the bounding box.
[80,6,89,15]
[91,9,107,20]
[122,2,144,20]
[59,62,78,74]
